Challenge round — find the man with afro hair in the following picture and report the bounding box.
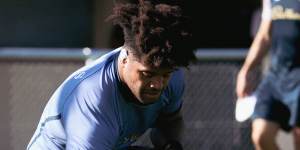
[27,0,195,149]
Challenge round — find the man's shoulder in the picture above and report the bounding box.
[55,48,121,102]
[164,69,185,99]
[168,69,185,88]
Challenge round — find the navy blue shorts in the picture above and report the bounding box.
[252,69,300,131]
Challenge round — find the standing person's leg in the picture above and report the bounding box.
[250,76,281,150]
[284,69,300,150]
[252,118,280,150]
[251,73,292,150]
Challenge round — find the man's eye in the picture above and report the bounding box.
[142,72,153,77]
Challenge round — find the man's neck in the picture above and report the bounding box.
[117,48,144,105]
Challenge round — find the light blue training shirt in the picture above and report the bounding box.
[27,47,184,150]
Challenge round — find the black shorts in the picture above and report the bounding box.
[252,69,300,131]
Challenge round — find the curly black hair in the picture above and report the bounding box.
[107,0,195,68]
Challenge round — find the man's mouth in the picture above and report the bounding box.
[143,90,161,96]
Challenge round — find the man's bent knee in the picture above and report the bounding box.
[251,119,280,149]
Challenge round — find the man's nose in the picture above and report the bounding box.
[149,76,164,90]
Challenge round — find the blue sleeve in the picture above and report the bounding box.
[162,69,185,114]
[61,81,120,150]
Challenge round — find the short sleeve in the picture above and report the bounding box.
[262,0,272,20]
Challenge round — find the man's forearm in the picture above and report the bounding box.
[242,20,271,72]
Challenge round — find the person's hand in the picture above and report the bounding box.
[236,68,253,99]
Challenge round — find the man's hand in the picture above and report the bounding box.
[236,68,254,98]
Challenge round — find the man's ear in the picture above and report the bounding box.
[120,49,129,65]
[122,57,128,65]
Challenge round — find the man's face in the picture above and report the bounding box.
[121,54,175,104]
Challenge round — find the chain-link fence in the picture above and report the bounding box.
[0,48,258,150]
